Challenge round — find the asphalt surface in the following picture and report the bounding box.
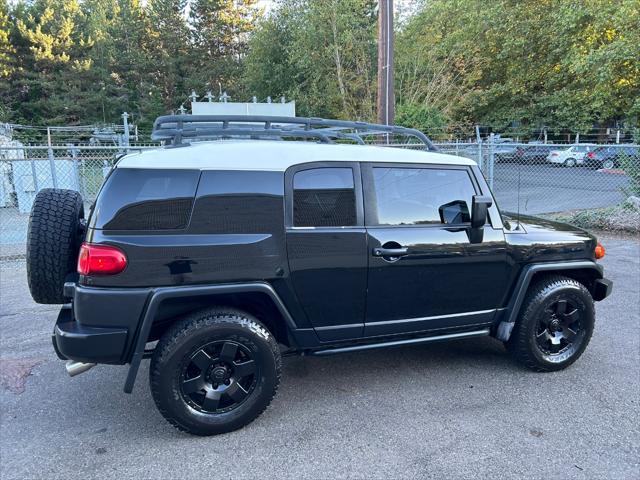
[0,234,638,479]
[491,164,630,214]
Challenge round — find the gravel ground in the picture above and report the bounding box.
[0,234,638,479]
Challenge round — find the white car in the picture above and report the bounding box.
[546,145,595,167]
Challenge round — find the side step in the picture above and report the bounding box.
[308,329,490,356]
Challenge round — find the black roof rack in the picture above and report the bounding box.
[151,115,437,151]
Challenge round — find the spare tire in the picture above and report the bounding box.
[27,189,85,304]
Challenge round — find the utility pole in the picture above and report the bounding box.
[377,0,394,126]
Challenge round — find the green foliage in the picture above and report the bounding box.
[397,0,640,134]
[1,0,262,129]
[620,155,640,196]
[0,0,638,135]
[244,0,377,120]
[395,104,447,138]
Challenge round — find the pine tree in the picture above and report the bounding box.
[13,0,92,124]
[0,0,16,121]
[145,0,192,119]
[189,0,259,99]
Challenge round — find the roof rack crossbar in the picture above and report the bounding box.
[151,115,437,151]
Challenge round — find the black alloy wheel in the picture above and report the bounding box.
[507,275,595,372]
[150,308,281,436]
[535,298,585,362]
[181,340,258,414]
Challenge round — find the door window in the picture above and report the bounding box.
[293,167,357,227]
[370,167,476,226]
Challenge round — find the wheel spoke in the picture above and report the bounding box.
[225,382,249,403]
[536,330,549,341]
[555,299,568,315]
[233,360,256,378]
[191,349,214,371]
[560,308,579,326]
[563,327,578,343]
[219,342,238,363]
[182,375,204,394]
[202,390,221,411]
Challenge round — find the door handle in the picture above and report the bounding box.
[372,247,409,257]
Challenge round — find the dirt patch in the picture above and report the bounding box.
[0,358,44,394]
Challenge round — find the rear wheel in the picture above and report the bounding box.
[150,308,281,435]
[602,159,615,169]
[26,188,84,304]
[507,275,594,372]
[564,158,576,167]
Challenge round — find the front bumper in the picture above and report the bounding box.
[592,278,613,301]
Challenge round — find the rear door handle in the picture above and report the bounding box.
[372,247,409,257]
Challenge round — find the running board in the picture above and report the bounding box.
[308,329,491,356]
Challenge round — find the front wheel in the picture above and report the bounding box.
[507,275,595,372]
[150,308,281,435]
[564,158,576,167]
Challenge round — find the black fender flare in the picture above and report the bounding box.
[123,282,296,393]
[495,260,604,342]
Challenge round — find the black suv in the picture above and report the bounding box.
[26,116,612,436]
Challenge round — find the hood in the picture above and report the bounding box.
[501,212,597,263]
[501,212,590,235]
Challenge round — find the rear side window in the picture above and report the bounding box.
[293,167,357,227]
[370,167,476,226]
[91,168,200,230]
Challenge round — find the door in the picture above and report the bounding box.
[285,162,367,341]
[362,163,508,337]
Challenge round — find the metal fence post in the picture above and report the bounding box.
[475,125,483,171]
[47,127,58,188]
[488,133,495,189]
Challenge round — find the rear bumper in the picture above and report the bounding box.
[592,278,613,301]
[52,305,129,364]
[52,282,151,364]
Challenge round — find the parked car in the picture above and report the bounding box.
[497,144,555,164]
[585,145,640,169]
[546,145,595,167]
[25,115,612,436]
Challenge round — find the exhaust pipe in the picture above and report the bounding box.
[65,361,96,377]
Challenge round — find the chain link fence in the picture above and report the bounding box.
[1,141,638,263]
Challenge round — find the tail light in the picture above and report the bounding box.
[594,242,605,260]
[77,243,127,275]
[587,152,595,159]
[551,153,558,156]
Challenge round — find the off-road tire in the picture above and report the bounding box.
[150,308,281,436]
[506,275,595,372]
[26,188,84,304]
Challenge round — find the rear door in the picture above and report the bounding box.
[362,163,508,337]
[284,162,367,341]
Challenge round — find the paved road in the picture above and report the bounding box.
[1,234,638,479]
[491,164,630,215]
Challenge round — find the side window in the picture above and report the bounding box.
[92,168,200,231]
[371,167,476,226]
[293,167,357,227]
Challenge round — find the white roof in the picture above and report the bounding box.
[117,140,475,171]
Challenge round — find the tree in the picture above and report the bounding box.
[189,0,260,100]
[396,0,640,136]
[245,0,377,120]
[0,0,16,121]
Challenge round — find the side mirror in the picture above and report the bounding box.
[471,195,492,229]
